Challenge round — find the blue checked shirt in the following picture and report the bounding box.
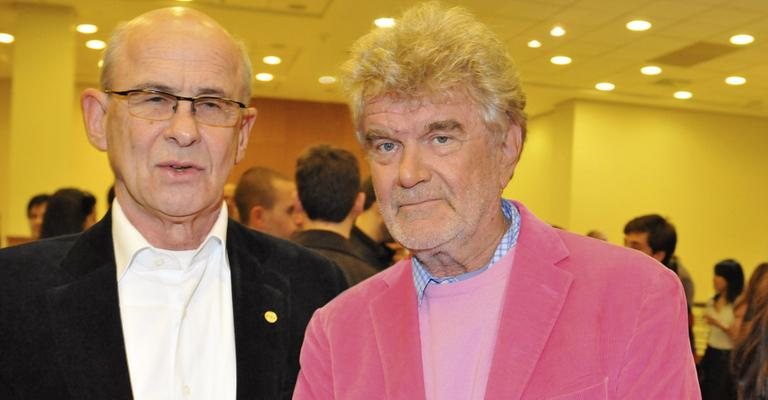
[412,199,521,305]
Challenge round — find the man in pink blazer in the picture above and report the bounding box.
[294,3,700,399]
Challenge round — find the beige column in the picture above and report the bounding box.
[3,4,75,241]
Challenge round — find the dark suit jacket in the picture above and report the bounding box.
[348,226,395,271]
[0,212,347,399]
[291,230,378,287]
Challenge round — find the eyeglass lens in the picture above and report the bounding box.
[125,91,240,126]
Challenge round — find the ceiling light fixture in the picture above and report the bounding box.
[595,82,615,91]
[76,24,98,34]
[263,56,282,65]
[729,34,754,45]
[85,39,106,50]
[550,55,572,65]
[527,40,542,48]
[255,73,274,82]
[725,76,746,85]
[640,65,662,75]
[0,33,14,44]
[318,76,337,85]
[374,17,396,28]
[626,20,652,32]
[673,91,692,100]
[97,60,103,68]
[550,26,566,37]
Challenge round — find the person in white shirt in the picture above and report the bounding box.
[0,7,346,400]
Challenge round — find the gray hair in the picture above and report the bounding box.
[341,1,527,145]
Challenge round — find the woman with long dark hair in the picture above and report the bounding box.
[699,259,745,399]
[732,262,768,399]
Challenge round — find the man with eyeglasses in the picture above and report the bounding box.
[0,7,346,400]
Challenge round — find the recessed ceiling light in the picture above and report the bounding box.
[673,91,693,100]
[97,60,103,68]
[595,82,615,91]
[725,76,746,85]
[374,17,396,28]
[527,40,542,48]
[729,34,754,45]
[550,26,566,37]
[262,56,282,65]
[626,20,652,32]
[550,55,572,65]
[318,76,337,85]
[255,73,274,82]
[86,39,106,50]
[640,65,662,75]
[76,24,98,34]
[0,33,14,44]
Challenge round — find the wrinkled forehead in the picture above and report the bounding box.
[362,89,479,119]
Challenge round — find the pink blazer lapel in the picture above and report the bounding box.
[485,203,574,399]
[369,260,427,400]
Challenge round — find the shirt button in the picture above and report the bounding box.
[154,258,164,267]
[183,385,191,396]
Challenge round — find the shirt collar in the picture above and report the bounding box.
[112,199,229,282]
[412,199,521,304]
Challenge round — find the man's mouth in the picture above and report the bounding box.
[159,162,203,172]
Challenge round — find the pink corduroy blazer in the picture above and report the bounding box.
[293,202,701,399]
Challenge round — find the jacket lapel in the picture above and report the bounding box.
[226,222,290,399]
[369,261,427,400]
[45,213,134,399]
[485,203,574,399]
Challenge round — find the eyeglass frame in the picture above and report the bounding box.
[103,88,248,127]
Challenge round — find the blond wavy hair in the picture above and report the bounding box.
[341,1,527,144]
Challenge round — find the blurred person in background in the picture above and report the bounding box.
[293,145,378,286]
[26,193,50,240]
[350,176,396,270]
[699,259,744,399]
[39,188,97,239]
[731,262,768,400]
[732,263,768,341]
[235,166,304,240]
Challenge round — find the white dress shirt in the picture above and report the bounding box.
[112,200,236,400]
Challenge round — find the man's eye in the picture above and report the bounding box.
[137,94,172,105]
[196,99,224,110]
[433,135,451,144]
[376,141,397,153]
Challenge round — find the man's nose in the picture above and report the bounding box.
[398,145,430,188]
[164,100,200,147]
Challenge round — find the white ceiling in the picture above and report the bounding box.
[1,0,767,118]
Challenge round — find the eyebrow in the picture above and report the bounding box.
[132,82,228,97]
[426,119,463,133]
[363,128,391,141]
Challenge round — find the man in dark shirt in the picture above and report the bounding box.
[292,145,378,286]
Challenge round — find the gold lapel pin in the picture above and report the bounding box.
[264,310,278,324]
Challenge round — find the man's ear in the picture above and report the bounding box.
[81,88,110,151]
[497,122,524,188]
[354,192,365,214]
[235,107,257,164]
[248,205,265,229]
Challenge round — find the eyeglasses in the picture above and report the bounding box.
[104,89,247,127]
